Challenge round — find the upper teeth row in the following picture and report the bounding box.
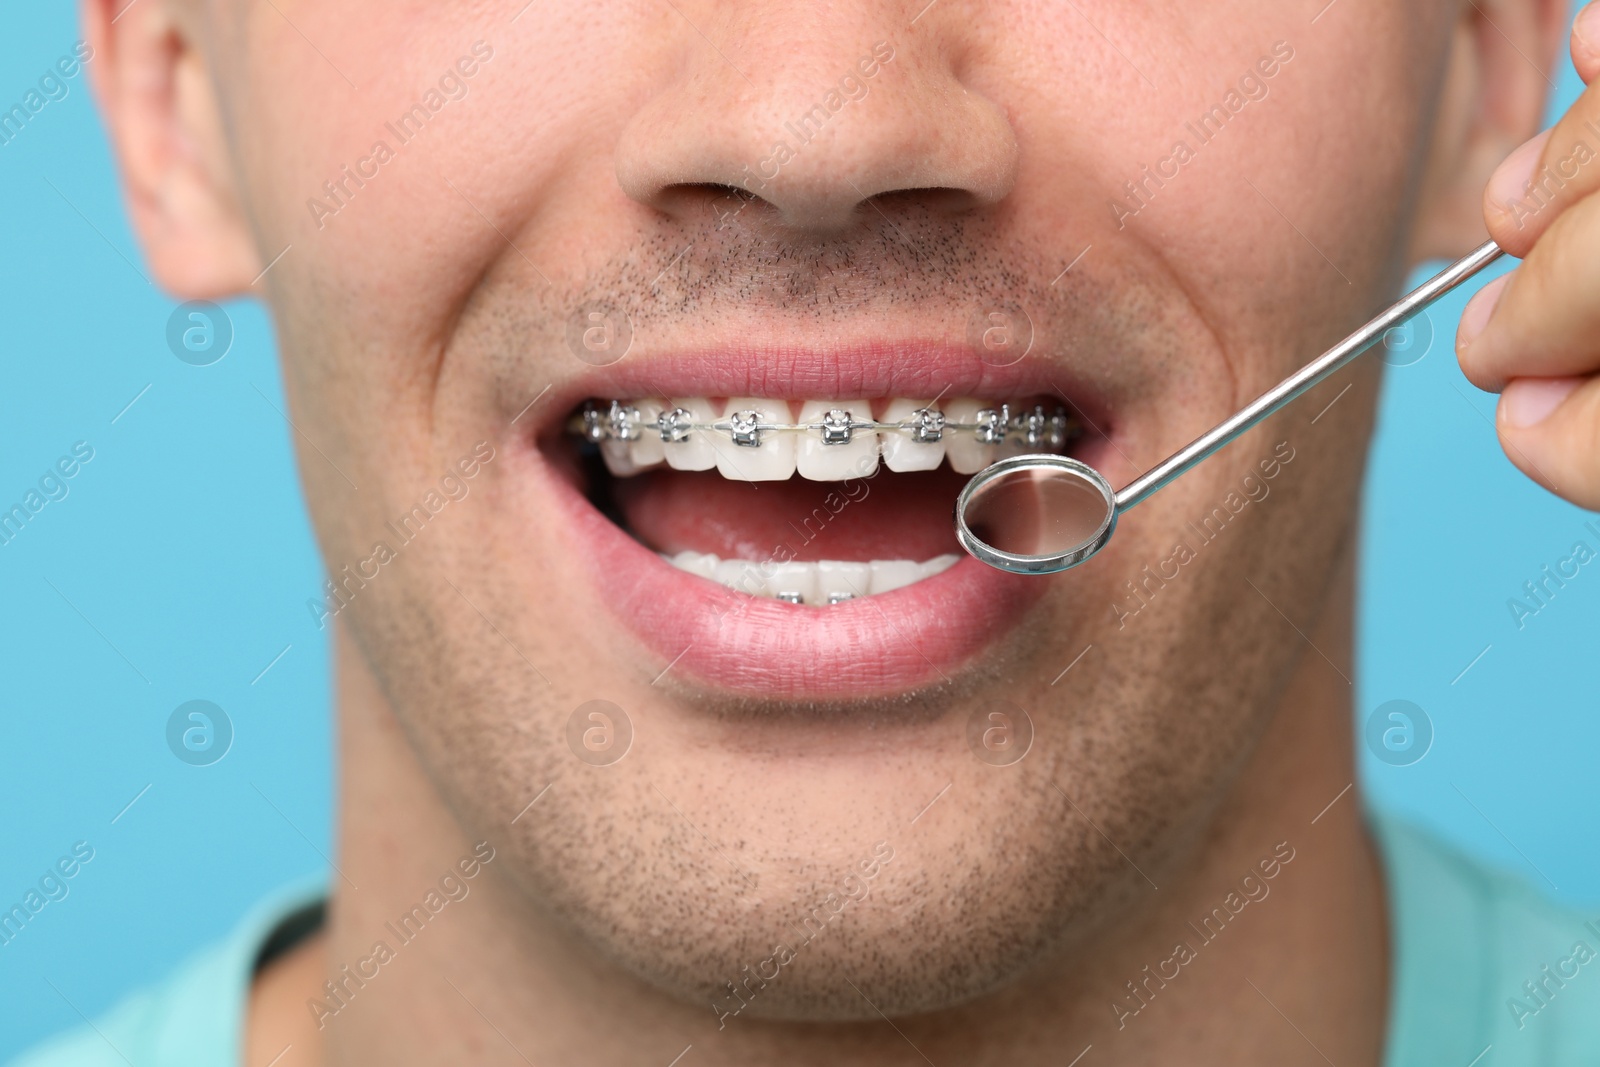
[569,397,1080,480]
[574,400,1075,449]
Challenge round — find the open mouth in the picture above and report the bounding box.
[565,396,1080,606]
[524,348,1114,697]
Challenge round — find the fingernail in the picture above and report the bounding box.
[1486,129,1553,220]
[1577,1,1600,52]
[1457,273,1509,350]
[1500,377,1582,428]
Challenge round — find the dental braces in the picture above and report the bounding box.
[572,401,1079,450]
[775,590,855,605]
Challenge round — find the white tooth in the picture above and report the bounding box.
[767,561,820,605]
[816,560,871,602]
[629,398,666,467]
[868,559,922,595]
[715,397,796,482]
[796,400,878,481]
[670,550,719,580]
[601,438,643,476]
[671,551,957,600]
[663,398,718,471]
[879,398,946,472]
[944,398,999,474]
[714,558,770,596]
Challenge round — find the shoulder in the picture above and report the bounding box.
[6,880,326,1067]
[1374,813,1600,1067]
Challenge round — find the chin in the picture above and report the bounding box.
[505,782,1143,1022]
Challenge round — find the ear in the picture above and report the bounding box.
[83,0,260,297]
[1407,0,1571,264]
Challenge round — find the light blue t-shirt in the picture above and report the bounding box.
[10,816,1600,1065]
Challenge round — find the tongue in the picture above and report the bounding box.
[613,468,967,562]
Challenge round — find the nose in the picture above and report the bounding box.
[614,7,1018,233]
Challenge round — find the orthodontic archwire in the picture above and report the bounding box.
[567,401,1081,450]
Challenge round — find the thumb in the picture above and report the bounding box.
[1497,374,1600,510]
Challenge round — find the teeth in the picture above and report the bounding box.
[628,398,666,468]
[663,551,962,604]
[867,558,922,594]
[767,561,820,605]
[600,399,651,476]
[998,403,1063,459]
[942,398,999,474]
[817,560,871,602]
[713,557,770,596]
[879,398,945,472]
[579,397,1076,481]
[663,398,719,471]
[600,438,641,476]
[715,397,796,482]
[668,550,718,579]
[796,400,878,481]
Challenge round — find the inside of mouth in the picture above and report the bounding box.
[563,395,1080,605]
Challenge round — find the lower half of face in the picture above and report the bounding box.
[244,0,1444,1018]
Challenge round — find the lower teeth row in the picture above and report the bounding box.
[665,550,961,604]
[574,401,1076,449]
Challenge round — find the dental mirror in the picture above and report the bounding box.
[956,239,1507,575]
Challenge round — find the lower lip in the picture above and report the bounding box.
[550,469,1051,698]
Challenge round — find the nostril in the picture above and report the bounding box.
[698,183,755,199]
[657,183,986,238]
[874,187,987,216]
[653,182,771,228]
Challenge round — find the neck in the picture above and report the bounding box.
[265,548,1386,1067]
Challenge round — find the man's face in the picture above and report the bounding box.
[204,0,1452,1018]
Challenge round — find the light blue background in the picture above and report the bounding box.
[0,2,1595,1058]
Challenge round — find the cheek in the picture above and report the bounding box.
[1000,3,1431,400]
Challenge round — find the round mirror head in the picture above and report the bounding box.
[954,455,1118,574]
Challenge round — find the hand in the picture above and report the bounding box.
[1457,1,1600,510]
